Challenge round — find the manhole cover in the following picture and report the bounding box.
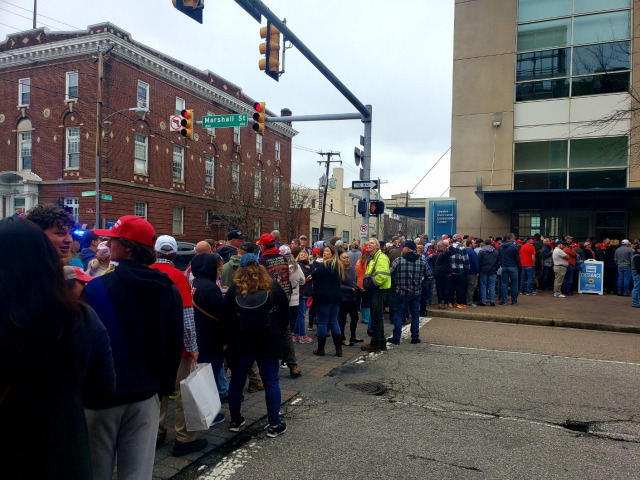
[344,382,387,395]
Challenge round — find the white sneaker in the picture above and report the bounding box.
[554,293,566,298]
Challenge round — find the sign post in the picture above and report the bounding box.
[578,259,604,295]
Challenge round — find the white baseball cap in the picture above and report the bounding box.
[155,235,178,254]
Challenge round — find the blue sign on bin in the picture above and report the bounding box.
[578,259,603,295]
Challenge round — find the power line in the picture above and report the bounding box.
[0,6,58,30]
[0,0,81,30]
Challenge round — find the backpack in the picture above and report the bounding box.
[235,289,272,332]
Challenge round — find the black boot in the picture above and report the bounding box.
[313,335,326,356]
[331,333,343,357]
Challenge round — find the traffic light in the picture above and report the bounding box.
[172,0,204,24]
[252,102,265,134]
[369,200,385,216]
[259,20,281,81]
[180,109,193,139]
[357,199,367,215]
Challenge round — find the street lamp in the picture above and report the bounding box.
[94,106,148,228]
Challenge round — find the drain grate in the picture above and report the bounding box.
[344,382,387,395]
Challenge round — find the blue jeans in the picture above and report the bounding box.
[520,266,534,293]
[209,354,228,398]
[391,295,420,341]
[293,300,308,337]
[618,267,632,295]
[315,303,341,337]
[561,265,574,294]
[228,354,281,427]
[479,273,496,304]
[632,273,640,307]
[501,266,519,303]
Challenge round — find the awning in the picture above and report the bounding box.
[0,171,43,184]
[387,206,426,218]
[477,188,640,211]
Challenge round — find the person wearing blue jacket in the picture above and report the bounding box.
[465,239,480,307]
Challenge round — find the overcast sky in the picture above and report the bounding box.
[0,0,454,199]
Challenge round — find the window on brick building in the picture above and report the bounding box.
[275,141,281,161]
[254,168,262,199]
[173,146,184,181]
[66,72,78,101]
[233,126,241,145]
[134,134,148,175]
[256,133,262,154]
[137,80,149,109]
[206,110,216,136]
[253,217,261,239]
[17,119,32,171]
[65,197,79,222]
[66,127,80,169]
[273,176,280,204]
[231,162,240,195]
[205,155,214,187]
[175,97,185,116]
[19,78,30,106]
[273,219,280,231]
[173,206,184,235]
[134,201,147,220]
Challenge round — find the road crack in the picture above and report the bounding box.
[407,453,482,472]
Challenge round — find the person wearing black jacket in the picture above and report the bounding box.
[498,233,521,305]
[338,252,363,346]
[477,243,500,306]
[432,242,455,309]
[222,254,290,437]
[82,216,183,480]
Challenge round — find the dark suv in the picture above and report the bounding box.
[174,242,196,271]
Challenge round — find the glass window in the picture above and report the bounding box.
[274,219,280,231]
[574,0,630,15]
[66,127,80,169]
[570,137,628,168]
[134,134,148,175]
[19,78,30,105]
[64,197,79,222]
[517,18,571,52]
[516,48,569,81]
[233,126,241,145]
[571,71,629,97]
[517,0,571,23]
[342,230,350,243]
[134,201,147,220]
[205,156,214,187]
[206,110,215,136]
[274,176,280,203]
[569,169,626,189]
[172,206,184,235]
[516,78,569,101]
[256,133,263,153]
[66,72,78,100]
[254,169,262,199]
[572,41,629,76]
[175,97,185,116]
[231,162,240,194]
[173,146,184,181]
[275,141,281,160]
[137,80,149,109]
[253,217,261,240]
[514,140,568,170]
[573,11,630,45]
[19,131,32,170]
[312,227,319,244]
[514,171,567,190]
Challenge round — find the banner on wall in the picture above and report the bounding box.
[427,199,457,240]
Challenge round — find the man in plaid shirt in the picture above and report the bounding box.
[388,240,432,345]
[449,233,471,307]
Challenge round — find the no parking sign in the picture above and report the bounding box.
[578,259,603,295]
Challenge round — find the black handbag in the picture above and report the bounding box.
[363,255,380,292]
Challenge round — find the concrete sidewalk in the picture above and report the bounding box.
[428,289,640,334]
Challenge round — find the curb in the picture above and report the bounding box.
[427,310,640,335]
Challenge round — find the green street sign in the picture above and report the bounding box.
[202,114,248,128]
[81,190,96,197]
[100,194,113,201]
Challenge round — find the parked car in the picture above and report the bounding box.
[173,242,196,271]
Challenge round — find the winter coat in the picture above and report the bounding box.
[288,263,306,307]
[340,265,359,302]
[298,260,313,298]
[478,245,500,275]
[311,260,343,304]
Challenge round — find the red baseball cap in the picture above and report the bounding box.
[93,215,156,246]
[256,233,275,245]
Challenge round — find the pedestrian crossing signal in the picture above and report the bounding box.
[369,200,384,216]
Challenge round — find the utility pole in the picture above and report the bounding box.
[94,48,104,229]
[317,151,341,243]
[33,0,37,29]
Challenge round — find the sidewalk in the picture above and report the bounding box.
[153,290,639,478]
[428,289,640,334]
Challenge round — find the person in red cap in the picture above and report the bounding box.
[81,215,184,479]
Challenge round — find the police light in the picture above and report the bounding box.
[252,102,266,134]
[180,109,193,139]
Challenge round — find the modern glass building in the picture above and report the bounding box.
[451,0,639,240]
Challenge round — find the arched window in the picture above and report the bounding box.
[17,119,33,171]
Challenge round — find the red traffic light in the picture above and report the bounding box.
[253,102,264,112]
[181,109,191,119]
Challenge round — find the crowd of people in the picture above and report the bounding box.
[2,204,640,479]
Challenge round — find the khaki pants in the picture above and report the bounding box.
[158,356,197,443]
[553,265,567,295]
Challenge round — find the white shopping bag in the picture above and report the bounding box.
[180,363,221,431]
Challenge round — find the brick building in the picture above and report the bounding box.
[0,23,297,241]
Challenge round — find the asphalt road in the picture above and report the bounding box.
[177,318,640,480]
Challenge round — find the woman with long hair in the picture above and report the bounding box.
[355,246,371,326]
[294,249,313,343]
[309,245,345,356]
[0,217,115,479]
[222,254,289,437]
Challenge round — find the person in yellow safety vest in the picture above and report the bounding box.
[361,238,391,352]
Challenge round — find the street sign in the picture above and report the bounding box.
[202,114,248,128]
[359,223,368,238]
[352,179,379,190]
[100,194,113,201]
[578,259,604,295]
[81,190,96,197]
[169,115,183,132]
